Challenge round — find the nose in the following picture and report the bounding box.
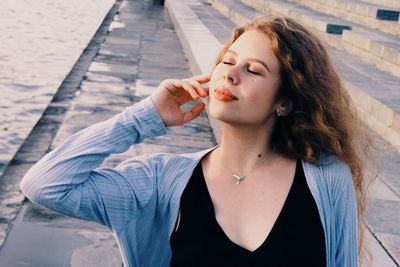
[223,66,239,85]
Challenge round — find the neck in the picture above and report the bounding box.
[215,122,277,174]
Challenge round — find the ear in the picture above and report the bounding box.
[276,99,293,117]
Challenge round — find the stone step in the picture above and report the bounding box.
[211,0,259,26]
[287,0,400,36]
[329,48,400,154]
[241,0,353,35]
[242,0,400,79]
[189,0,236,43]
[165,0,400,264]
[341,26,400,78]
[359,0,400,9]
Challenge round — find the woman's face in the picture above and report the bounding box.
[209,29,282,126]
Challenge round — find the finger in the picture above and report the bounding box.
[176,91,194,105]
[166,79,197,102]
[181,102,205,124]
[164,79,185,97]
[181,80,200,99]
[185,79,208,97]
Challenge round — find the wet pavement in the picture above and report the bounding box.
[0,0,216,266]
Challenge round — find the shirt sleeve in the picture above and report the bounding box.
[20,96,167,232]
[333,166,359,267]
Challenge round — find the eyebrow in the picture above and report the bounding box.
[225,49,271,73]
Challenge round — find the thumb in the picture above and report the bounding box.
[181,102,205,124]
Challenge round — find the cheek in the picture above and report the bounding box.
[210,65,223,85]
[244,82,280,110]
[255,78,280,98]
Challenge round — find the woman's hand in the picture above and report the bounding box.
[150,74,210,127]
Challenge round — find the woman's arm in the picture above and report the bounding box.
[20,97,167,232]
[20,74,210,233]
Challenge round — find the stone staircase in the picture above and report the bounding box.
[215,0,400,153]
[165,0,400,266]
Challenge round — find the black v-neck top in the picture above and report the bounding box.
[169,159,326,267]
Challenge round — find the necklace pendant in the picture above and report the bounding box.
[233,175,245,185]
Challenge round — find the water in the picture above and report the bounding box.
[0,0,115,176]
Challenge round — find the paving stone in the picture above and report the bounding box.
[0,164,33,185]
[366,199,400,235]
[80,81,135,95]
[0,207,19,222]
[364,229,398,267]
[378,233,400,264]
[138,65,190,76]
[11,151,48,166]
[54,112,118,137]
[88,61,138,76]
[98,42,140,58]
[104,36,140,46]
[0,210,106,267]
[139,55,188,68]
[84,71,133,84]
[0,194,25,208]
[94,53,139,65]
[135,79,158,97]
[0,224,9,248]
[70,229,122,267]
[368,178,399,201]
[74,91,133,106]
[107,23,143,35]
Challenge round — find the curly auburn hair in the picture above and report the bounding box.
[213,16,375,260]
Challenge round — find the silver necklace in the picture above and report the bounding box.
[232,154,265,185]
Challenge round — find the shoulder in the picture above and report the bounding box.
[302,153,354,202]
[114,146,218,177]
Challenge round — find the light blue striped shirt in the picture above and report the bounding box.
[20,97,358,267]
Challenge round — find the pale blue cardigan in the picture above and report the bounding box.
[20,97,358,267]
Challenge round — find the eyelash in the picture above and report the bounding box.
[222,61,261,75]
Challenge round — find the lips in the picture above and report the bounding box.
[214,87,238,102]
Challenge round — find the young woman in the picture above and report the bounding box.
[21,16,370,267]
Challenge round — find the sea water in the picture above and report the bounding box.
[0,0,115,176]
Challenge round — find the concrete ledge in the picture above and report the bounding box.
[359,0,400,9]
[342,30,400,78]
[288,0,400,36]
[345,81,400,152]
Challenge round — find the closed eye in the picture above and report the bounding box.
[248,69,261,75]
[222,61,233,65]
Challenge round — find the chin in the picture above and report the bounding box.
[208,104,239,124]
[209,102,273,127]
